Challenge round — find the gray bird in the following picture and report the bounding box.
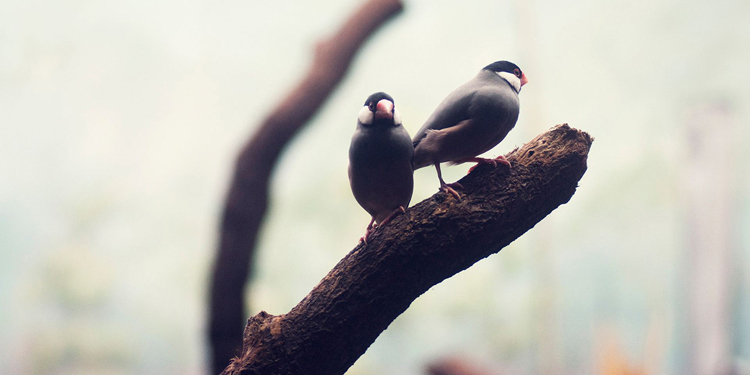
[412,61,528,199]
[349,92,414,243]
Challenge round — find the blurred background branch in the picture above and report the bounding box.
[207,0,403,373]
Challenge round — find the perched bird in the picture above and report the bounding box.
[349,92,414,243]
[412,60,528,199]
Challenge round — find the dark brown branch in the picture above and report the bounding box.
[221,124,593,375]
[208,1,404,373]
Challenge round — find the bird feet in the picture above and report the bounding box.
[467,155,511,174]
[359,229,375,244]
[440,182,463,201]
[359,207,406,244]
[379,206,406,228]
[493,155,511,167]
[359,217,377,244]
[434,163,462,201]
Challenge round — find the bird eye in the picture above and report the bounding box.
[368,102,375,111]
[513,68,521,78]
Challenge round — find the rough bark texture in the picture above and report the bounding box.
[221,124,593,375]
[208,1,404,373]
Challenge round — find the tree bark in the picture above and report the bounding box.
[220,124,593,375]
[208,1,404,373]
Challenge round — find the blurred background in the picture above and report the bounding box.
[2,0,749,374]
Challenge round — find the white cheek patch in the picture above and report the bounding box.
[358,106,373,125]
[497,71,522,93]
[393,108,402,126]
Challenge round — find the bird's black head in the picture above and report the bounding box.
[363,92,394,107]
[483,60,528,93]
[483,60,523,75]
[358,91,402,126]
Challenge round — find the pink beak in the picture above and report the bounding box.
[520,73,529,87]
[374,99,394,120]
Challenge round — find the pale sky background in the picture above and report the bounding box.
[2,0,750,374]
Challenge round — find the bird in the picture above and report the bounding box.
[412,60,528,199]
[348,92,414,243]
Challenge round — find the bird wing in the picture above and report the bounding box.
[412,81,478,148]
[412,75,519,169]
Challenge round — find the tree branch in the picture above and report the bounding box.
[220,124,593,375]
[208,1,404,373]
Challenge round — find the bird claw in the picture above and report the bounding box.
[359,207,406,244]
[379,206,406,228]
[467,156,511,174]
[493,155,511,167]
[359,227,375,244]
[359,217,378,244]
[440,182,462,201]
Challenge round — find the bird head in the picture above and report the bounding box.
[358,92,402,127]
[483,60,528,93]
